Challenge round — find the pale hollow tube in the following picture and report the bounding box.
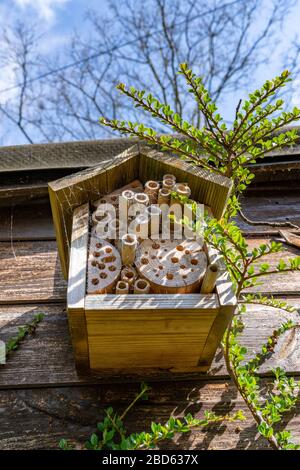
[132,213,149,239]
[121,266,138,286]
[121,233,138,265]
[92,203,113,224]
[145,205,162,238]
[122,189,135,207]
[116,280,129,294]
[162,178,175,191]
[158,188,171,205]
[144,180,160,204]
[174,183,192,198]
[163,174,176,183]
[200,263,219,294]
[133,192,149,206]
[134,279,151,294]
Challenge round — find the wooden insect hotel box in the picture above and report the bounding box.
[48,145,236,378]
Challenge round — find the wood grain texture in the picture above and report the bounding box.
[0,241,66,304]
[49,145,140,279]
[236,194,300,234]
[199,248,237,369]
[85,294,219,370]
[0,201,54,241]
[0,301,299,388]
[0,236,299,303]
[0,379,299,450]
[67,204,90,371]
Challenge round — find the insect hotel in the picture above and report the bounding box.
[49,145,235,377]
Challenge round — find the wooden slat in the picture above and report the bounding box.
[0,241,66,304]
[1,236,299,303]
[0,301,299,388]
[85,294,219,370]
[236,194,300,234]
[67,203,90,372]
[0,379,299,450]
[49,146,140,279]
[0,201,54,241]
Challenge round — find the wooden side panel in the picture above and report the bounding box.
[67,203,90,372]
[48,145,139,279]
[138,147,232,219]
[198,246,237,369]
[85,294,219,371]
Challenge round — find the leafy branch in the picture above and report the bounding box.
[59,382,245,450]
[203,219,300,449]
[4,313,44,357]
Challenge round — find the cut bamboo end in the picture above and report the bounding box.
[144,180,160,204]
[121,266,138,286]
[174,183,192,199]
[92,206,113,226]
[122,189,135,207]
[200,263,219,294]
[134,279,151,294]
[162,178,175,190]
[163,174,176,183]
[121,233,138,265]
[158,188,171,205]
[116,280,129,294]
[133,192,149,206]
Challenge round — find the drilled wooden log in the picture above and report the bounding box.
[135,238,207,293]
[87,238,122,294]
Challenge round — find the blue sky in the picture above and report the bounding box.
[1,0,300,144]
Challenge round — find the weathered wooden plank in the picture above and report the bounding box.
[0,138,136,173]
[0,201,54,241]
[0,236,299,303]
[0,379,299,450]
[236,195,300,234]
[0,301,299,388]
[245,238,300,295]
[0,241,66,304]
[67,204,90,372]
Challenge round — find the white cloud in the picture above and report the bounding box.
[13,0,70,22]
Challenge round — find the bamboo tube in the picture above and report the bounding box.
[144,180,160,204]
[200,263,219,294]
[133,192,149,206]
[121,233,138,265]
[174,183,191,198]
[162,178,175,191]
[121,266,138,286]
[158,188,171,205]
[134,278,151,294]
[116,280,129,294]
[122,189,135,207]
[145,205,162,238]
[92,205,113,225]
[163,174,176,183]
[132,213,149,239]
